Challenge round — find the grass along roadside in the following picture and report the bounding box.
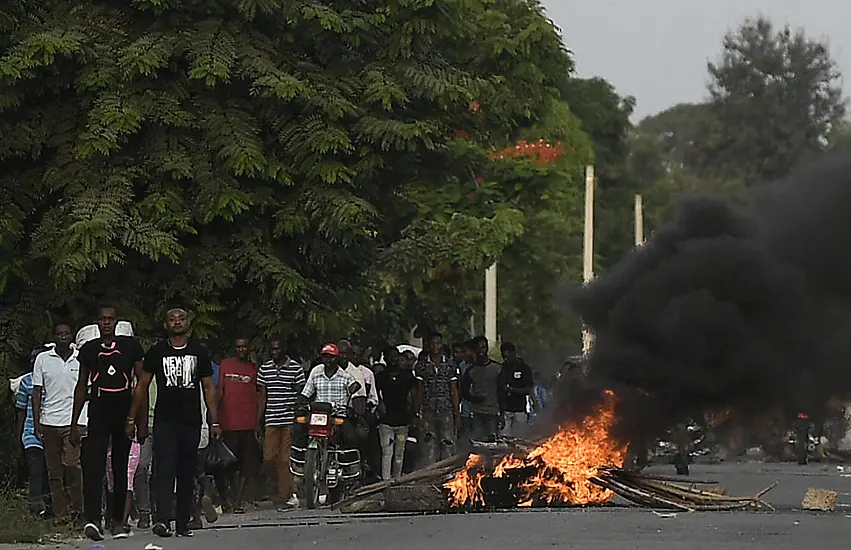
[0,491,75,545]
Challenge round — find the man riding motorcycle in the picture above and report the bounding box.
[295,344,363,444]
[292,344,363,507]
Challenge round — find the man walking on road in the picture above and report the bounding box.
[218,337,259,514]
[128,308,220,538]
[414,332,460,466]
[257,338,304,510]
[17,371,49,517]
[32,323,83,525]
[376,346,417,479]
[73,308,145,541]
[499,342,534,436]
[462,336,502,441]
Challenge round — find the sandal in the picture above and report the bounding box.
[233,507,245,514]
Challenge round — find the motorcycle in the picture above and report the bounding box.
[290,402,361,509]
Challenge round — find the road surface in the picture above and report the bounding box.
[38,462,851,550]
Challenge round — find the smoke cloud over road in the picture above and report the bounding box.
[570,155,851,438]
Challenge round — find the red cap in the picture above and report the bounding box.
[320,343,340,356]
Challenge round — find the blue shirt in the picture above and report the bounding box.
[15,374,42,450]
[211,362,220,388]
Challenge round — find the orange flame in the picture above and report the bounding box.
[445,390,626,507]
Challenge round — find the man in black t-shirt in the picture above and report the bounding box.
[375,347,417,480]
[72,306,145,542]
[127,308,220,539]
[499,342,534,436]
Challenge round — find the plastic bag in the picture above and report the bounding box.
[205,438,237,473]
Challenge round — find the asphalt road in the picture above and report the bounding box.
[41,462,851,550]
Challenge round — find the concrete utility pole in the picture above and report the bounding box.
[582,165,595,355]
[634,194,645,246]
[484,263,497,349]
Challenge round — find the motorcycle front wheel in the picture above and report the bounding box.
[304,447,322,509]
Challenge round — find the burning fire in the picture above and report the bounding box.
[445,390,627,507]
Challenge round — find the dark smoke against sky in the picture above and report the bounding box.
[569,154,851,438]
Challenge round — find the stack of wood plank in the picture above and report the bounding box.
[590,468,776,511]
[333,437,776,513]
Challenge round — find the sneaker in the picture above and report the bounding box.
[137,511,151,530]
[84,523,104,541]
[110,521,131,539]
[152,522,172,538]
[111,521,130,539]
[187,517,203,530]
[176,524,194,537]
[286,495,300,508]
[201,495,218,523]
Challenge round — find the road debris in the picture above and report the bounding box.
[334,437,777,513]
[802,487,838,512]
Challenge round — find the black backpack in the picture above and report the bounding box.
[90,339,131,395]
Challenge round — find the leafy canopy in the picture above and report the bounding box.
[0,0,576,367]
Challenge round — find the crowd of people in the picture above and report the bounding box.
[14,305,552,541]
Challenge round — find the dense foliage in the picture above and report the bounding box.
[0,0,583,359]
[0,0,615,489]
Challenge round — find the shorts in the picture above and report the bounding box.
[222,430,259,474]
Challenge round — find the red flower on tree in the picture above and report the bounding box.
[489,139,566,165]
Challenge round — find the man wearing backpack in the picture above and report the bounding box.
[72,306,145,541]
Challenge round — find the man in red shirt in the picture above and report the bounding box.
[217,337,259,514]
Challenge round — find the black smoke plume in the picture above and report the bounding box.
[568,154,851,441]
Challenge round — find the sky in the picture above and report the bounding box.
[543,0,851,121]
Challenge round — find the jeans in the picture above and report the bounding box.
[263,427,294,501]
[41,426,83,518]
[133,438,153,514]
[471,414,499,440]
[83,411,129,525]
[24,448,49,514]
[378,425,408,480]
[422,414,455,467]
[502,412,527,436]
[153,420,201,527]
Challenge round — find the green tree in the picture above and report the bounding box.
[0,0,582,487]
[0,0,572,350]
[827,119,851,152]
[631,103,731,228]
[703,17,846,184]
[560,77,637,268]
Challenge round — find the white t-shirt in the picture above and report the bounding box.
[78,402,88,427]
[345,362,367,398]
[357,364,379,406]
[32,348,80,427]
[199,387,209,450]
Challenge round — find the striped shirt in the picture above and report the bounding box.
[15,374,42,450]
[257,358,305,427]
